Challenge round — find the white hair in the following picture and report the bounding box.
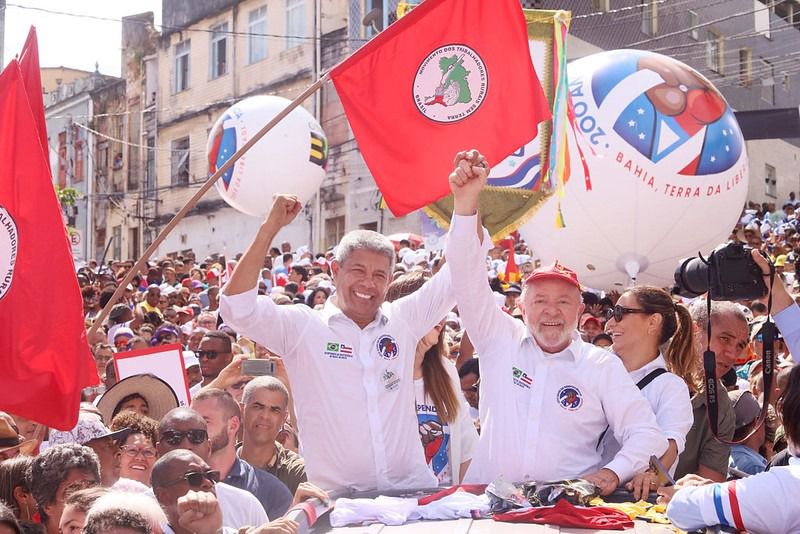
[242,376,290,409]
[334,230,396,272]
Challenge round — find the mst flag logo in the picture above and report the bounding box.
[0,206,18,301]
[413,44,488,124]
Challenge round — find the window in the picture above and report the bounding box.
[591,0,610,11]
[325,216,345,249]
[145,136,156,195]
[97,142,109,176]
[112,225,122,261]
[705,29,723,73]
[765,164,777,198]
[739,48,752,87]
[248,6,268,63]
[58,131,67,187]
[175,40,190,93]
[361,0,382,38]
[761,58,775,104]
[171,137,190,185]
[285,0,305,49]
[688,11,699,40]
[73,137,84,182]
[210,23,228,79]
[641,0,658,36]
[128,228,140,259]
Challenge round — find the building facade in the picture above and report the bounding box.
[44,70,125,262]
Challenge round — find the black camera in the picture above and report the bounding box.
[674,242,768,301]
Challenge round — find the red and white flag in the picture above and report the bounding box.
[330,0,550,216]
[0,28,98,430]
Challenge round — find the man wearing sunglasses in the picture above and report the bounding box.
[444,150,667,496]
[193,331,235,395]
[156,408,268,529]
[153,450,280,534]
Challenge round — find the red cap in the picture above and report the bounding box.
[524,261,582,290]
[580,313,601,328]
[176,306,194,317]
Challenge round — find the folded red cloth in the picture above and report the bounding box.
[493,499,634,530]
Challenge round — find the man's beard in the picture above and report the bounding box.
[210,429,230,453]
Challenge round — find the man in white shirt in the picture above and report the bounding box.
[220,195,455,493]
[444,150,667,495]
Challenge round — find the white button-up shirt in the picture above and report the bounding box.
[601,355,693,477]
[445,214,667,484]
[220,268,455,493]
[667,456,800,533]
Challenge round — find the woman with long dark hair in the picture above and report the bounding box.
[602,285,695,499]
[386,270,478,485]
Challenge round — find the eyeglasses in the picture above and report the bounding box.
[120,445,157,459]
[162,469,220,488]
[197,350,222,360]
[160,429,208,446]
[605,305,651,322]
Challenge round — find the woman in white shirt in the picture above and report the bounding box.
[386,271,479,485]
[603,286,695,499]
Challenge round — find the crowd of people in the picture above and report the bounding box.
[1,150,799,533]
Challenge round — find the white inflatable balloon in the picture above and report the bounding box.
[207,95,328,217]
[518,50,749,290]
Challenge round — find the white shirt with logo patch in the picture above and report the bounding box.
[220,268,455,493]
[445,213,668,485]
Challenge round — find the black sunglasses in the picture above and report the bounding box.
[162,469,220,488]
[197,350,221,360]
[160,429,208,446]
[605,305,651,322]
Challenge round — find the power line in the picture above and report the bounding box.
[5,3,367,44]
[626,0,788,46]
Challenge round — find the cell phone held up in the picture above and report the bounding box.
[241,359,275,376]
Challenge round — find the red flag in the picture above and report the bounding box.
[0,58,98,430]
[330,0,549,216]
[18,28,50,171]
[498,237,520,285]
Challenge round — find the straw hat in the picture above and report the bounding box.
[97,374,179,424]
[0,417,36,457]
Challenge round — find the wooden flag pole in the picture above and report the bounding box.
[88,74,329,338]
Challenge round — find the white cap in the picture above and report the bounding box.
[183,351,200,369]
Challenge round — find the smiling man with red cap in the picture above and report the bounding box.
[444,149,667,495]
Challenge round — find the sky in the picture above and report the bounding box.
[3,1,162,76]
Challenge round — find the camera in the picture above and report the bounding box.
[674,242,767,300]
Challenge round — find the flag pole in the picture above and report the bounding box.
[88,74,329,338]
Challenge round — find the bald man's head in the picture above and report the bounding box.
[156,407,211,460]
[152,450,216,523]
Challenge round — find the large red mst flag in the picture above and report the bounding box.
[330,0,549,216]
[0,34,98,430]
